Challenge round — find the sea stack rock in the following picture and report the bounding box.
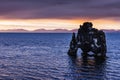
[68,22,107,58]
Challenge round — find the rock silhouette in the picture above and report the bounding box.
[68,22,107,58]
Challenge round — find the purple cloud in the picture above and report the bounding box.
[0,0,120,19]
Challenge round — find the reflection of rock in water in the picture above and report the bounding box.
[67,56,107,80]
[68,22,107,58]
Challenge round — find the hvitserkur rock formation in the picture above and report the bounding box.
[68,22,107,58]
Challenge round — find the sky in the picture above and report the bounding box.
[0,0,120,31]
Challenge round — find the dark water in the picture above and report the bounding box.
[0,33,120,80]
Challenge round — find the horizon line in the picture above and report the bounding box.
[0,28,120,33]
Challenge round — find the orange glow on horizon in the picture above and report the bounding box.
[0,18,120,31]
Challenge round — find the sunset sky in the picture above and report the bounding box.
[0,0,120,31]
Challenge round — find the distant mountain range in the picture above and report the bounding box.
[0,29,120,33]
[0,29,28,32]
[0,29,77,33]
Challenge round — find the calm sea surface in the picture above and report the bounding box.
[0,33,120,80]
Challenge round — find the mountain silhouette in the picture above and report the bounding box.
[0,29,119,33]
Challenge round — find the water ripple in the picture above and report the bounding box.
[0,33,120,80]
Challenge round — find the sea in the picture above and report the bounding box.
[0,32,120,80]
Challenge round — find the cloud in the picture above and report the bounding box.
[0,0,120,19]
